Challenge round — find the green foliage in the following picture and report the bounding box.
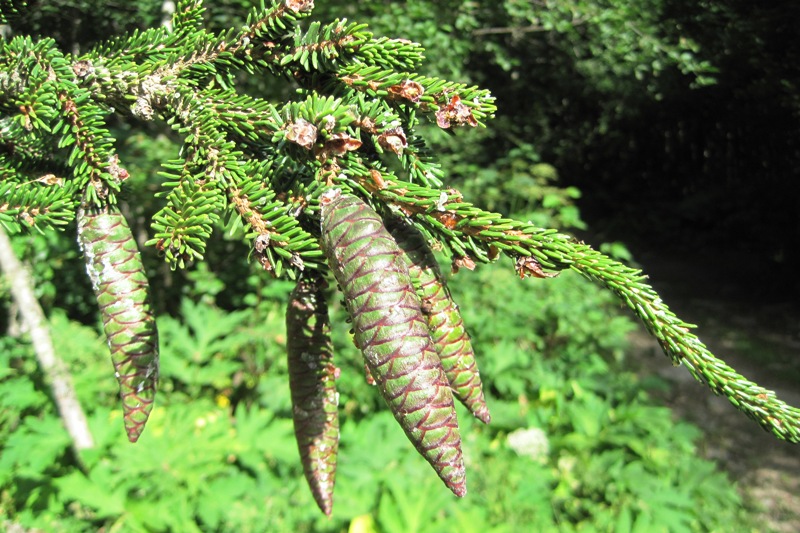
[315,0,800,275]
[451,146,586,231]
[3,1,793,445]
[0,0,794,529]
[1,266,754,530]
[455,267,747,530]
[312,0,717,151]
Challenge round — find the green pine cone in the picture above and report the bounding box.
[319,189,466,497]
[386,217,490,424]
[286,275,340,516]
[77,204,159,443]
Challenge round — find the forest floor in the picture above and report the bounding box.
[621,246,800,533]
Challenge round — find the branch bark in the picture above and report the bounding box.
[0,228,94,452]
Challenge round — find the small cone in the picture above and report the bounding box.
[286,276,339,515]
[78,205,159,442]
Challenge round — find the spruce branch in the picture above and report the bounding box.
[354,36,426,71]
[233,0,310,50]
[1,0,798,514]
[171,0,205,35]
[346,170,800,442]
[271,19,370,72]
[1,35,123,209]
[227,164,325,276]
[0,174,76,232]
[333,65,497,127]
[148,158,221,268]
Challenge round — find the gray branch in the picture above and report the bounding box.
[0,228,94,452]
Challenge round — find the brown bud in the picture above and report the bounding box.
[515,256,558,279]
[285,0,314,13]
[318,132,362,159]
[72,60,95,79]
[286,119,318,149]
[435,95,478,129]
[387,80,425,103]
[377,127,407,155]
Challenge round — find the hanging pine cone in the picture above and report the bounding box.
[286,275,339,515]
[319,189,466,497]
[386,216,490,424]
[77,203,159,443]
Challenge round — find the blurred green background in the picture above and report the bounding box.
[3,0,798,531]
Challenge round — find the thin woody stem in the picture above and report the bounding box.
[0,227,95,455]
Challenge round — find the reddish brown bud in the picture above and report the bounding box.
[286,119,318,149]
[387,80,425,103]
[377,127,407,155]
[435,95,478,129]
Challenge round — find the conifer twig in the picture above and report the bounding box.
[354,171,800,442]
[2,0,797,454]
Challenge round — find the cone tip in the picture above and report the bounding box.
[314,495,334,516]
[450,481,467,498]
[125,427,142,442]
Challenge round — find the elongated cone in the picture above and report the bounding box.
[77,205,159,442]
[387,217,490,424]
[286,276,340,516]
[319,189,466,496]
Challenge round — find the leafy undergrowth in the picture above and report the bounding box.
[620,248,800,533]
[1,264,756,531]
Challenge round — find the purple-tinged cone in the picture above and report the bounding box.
[320,189,466,496]
[77,205,159,443]
[387,217,490,424]
[286,276,339,515]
